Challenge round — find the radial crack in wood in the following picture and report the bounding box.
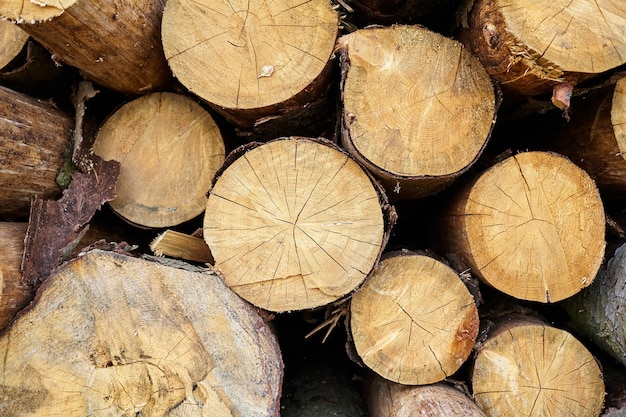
[204,137,388,312]
[0,250,283,417]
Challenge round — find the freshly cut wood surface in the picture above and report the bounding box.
[365,375,487,417]
[0,19,27,70]
[0,222,32,332]
[439,151,605,303]
[0,85,73,219]
[338,25,496,199]
[472,318,605,417]
[151,229,214,264]
[204,137,388,312]
[460,0,626,96]
[0,0,172,94]
[564,242,626,368]
[93,92,225,228]
[161,0,338,130]
[0,250,283,417]
[349,251,479,385]
[551,76,626,199]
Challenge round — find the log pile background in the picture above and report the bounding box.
[1,0,626,416]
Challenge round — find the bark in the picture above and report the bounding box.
[563,242,626,368]
[338,25,497,200]
[0,0,172,95]
[0,19,28,71]
[203,137,394,312]
[0,222,32,332]
[92,92,225,228]
[161,0,339,138]
[549,76,626,200]
[437,151,606,303]
[0,85,73,219]
[458,0,626,97]
[472,316,605,417]
[348,250,479,385]
[364,374,487,417]
[0,250,283,417]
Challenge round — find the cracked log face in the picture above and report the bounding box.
[461,0,626,96]
[472,320,605,417]
[93,92,225,228]
[349,251,479,385]
[203,137,386,312]
[161,0,337,111]
[0,250,283,417]
[338,25,496,200]
[439,151,605,303]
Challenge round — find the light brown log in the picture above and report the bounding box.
[203,137,392,312]
[349,251,479,385]
[0,85,73,219]
[563,241,626,368]
[550,76,626,199]
[338,25,497,200]
[0,222,32,332]
[0,0,172,95]
[364,374,487,417]
[0,249,283,417]
[472,317,605,417]
[93,92,225,228]
[161,0,338,137]
[0,19,28,70]
[458,0,626,97]
[438,151,605,303]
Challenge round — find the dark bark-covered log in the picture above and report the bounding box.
[92,92,225,228]
[0,85,73,219]
[472,316,605,417]
[458,0,626,97]
[0,0,172,95]
[338,25,497,200]
[437,151,606,303]
[0,222,32,332]
[203,137,393,312]
[349,251,479,385]
[0,250,283,417]
[364,374,487,417]
[564,241,626,368]
[161,0,339,138]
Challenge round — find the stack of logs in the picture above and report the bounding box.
[1,0,626,416]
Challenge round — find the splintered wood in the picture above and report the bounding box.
[0,250,283,417]
[203,137,387,312]
[349,251,479,385]
[439,151,605,303]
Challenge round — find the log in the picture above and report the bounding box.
[0,250,283,417]
[349,250,479,385]
[161,0,339,137]
[338,25,497,200]
[563,241,626,368]
[437,151,606,303]
[472,316,605,417]
[0,85,74,219]
[458,0,626,97]
[0,19,28,70]
[92,91,225,228]
[364,374,487,417]
[0,222,32,332]
[549,76,626,200]
[0,0,172,95]
[203,137,392,312]
[150,229,214,264]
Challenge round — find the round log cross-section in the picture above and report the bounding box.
[439,151,605,303]
[203,137,388,312]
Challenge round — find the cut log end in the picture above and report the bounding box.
[0,19,28,70]
[204,137,388,312]
[473,320,605,417]
[0,0,75,22]
[441,151,605,303]
[349,251,479,385]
